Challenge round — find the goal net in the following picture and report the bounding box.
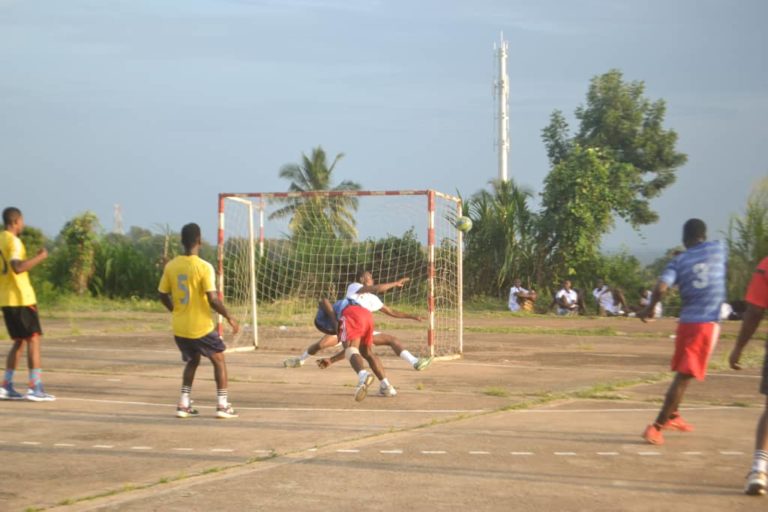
[217,190,464,358]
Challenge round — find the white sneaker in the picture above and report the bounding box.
[354,371,374,402]
[283,357,304,368]
[379,383,397,397]
[745,470,768,496]
[26,387,56,402]
[216,403,239,419]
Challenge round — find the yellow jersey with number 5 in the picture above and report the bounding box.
[158,255,216,339]
[0,231,37,307]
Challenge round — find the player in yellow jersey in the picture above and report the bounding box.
[0,207,53,401]
[158,223,240,419]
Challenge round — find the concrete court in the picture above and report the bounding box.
[0,314,766,511]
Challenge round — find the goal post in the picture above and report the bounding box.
[217,189,464,358]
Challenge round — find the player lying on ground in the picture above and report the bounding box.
[284,273,432,393]
[158,223,240,419]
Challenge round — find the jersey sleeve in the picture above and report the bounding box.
[201,261,217,293]
[745,257,768,309]
[346,282,363,299]
[158,266,171,294]
[8,237,23,262]
[659,259,678,287]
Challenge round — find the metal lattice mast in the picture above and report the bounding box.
[494,32,510,182]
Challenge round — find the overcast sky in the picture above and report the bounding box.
[1,0,765,259]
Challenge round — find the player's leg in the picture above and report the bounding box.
[1,339,24,400]
[363,342,397,397]
[642,372,693,444]
[285,334,339,368]
[745,380,768,495]
[199,331,237,419]
[173,338,201,418]
[373,333,431,371]
[20,306,53,402]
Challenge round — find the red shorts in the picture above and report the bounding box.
[339,305,374,347]
[671,322,720,380]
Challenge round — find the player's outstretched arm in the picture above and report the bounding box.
[729,303,765,370]
[207,292,240,334]
[358,277,410,295]
[379,305,424,322]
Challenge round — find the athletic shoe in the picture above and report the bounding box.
[0,384,24,400]
[413,357,433,371]
[176,404,199,418]
[745,470,768,496]
[216,404,239,419]
[379,383,397,397]
[663,415,694,432]
[26,387,56,402]
[642,424,664,445]
[283,357,304,368]
[354,371,374,402]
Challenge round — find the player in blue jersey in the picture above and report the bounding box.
[639,219,727,445]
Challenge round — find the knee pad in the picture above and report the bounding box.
[345,346,360,361]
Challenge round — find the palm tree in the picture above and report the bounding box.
[463,179,537,296]
[270,146,362,240]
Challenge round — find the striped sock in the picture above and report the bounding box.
[28,369,42,390]
[217,389,228,408]
[3,369,14,388]
[180,385,192,408]
[752,450,768,473]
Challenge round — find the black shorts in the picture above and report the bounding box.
[2,306,43,339]
[174,331,227,362]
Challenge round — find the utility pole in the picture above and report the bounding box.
[494,32,510,182]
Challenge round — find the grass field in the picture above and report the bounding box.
[0,307,766,511]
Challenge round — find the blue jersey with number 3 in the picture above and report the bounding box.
[660,240,727,323]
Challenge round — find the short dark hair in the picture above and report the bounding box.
[356,269,370,282]
[180,223,201,250]
[2,207,22,227]
[683,218,707,242]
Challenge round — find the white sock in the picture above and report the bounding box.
[180,393,190,408]
[299,351,310,362]
[217,389,228,408]
[381,378,391,388]
[753,450,768,473]
[399,350,418,366]
[357,370,368,383]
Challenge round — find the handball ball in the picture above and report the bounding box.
[455,216,473,232]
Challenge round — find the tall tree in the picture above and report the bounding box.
[55,212,100,295]
[727,177,768,299]
[270,146,362,240]
[543,69,687,226]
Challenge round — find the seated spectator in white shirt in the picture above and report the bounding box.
[555,280,579,316]
[509,278,538,313]
[593,279,629,316]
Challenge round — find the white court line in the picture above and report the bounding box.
[597,452,619,456]
[380,449,403,454]
[421,450,446,455]
[54,443,76,447]
[510,451,534,455]
[173,448,193,452]
[469,451,490,455]
[554,452,577,456]
[21,441,41,445]
[306,448,318,452]
[93,445,114,449]
[211,448,234,453]
[131,446,153,450]
[683,451,703,455]
[336,449,359,453]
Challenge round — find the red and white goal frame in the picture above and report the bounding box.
[216,189,464,360]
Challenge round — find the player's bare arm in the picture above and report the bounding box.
[319,298,339,333]
[158,292,174,313]
[207,291,240,334]
[729,302,765,370]
[357,277,410,295]
[638,281,668,323]
[379,304,424,322]
[10,247,48,274]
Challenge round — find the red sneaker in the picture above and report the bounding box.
[642,424,664,445]
[663,415,694,432]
